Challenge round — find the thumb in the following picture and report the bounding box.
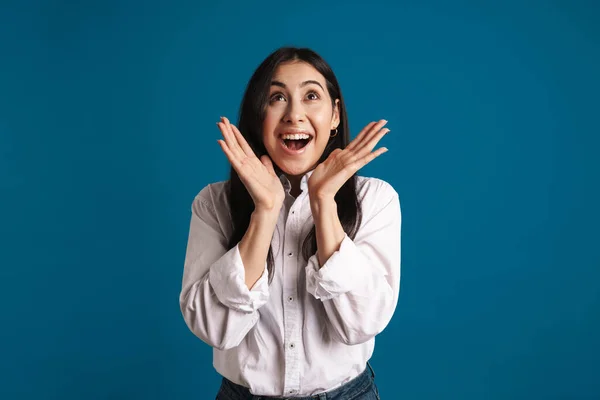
[260,155,276,175]
[330,148,343,157]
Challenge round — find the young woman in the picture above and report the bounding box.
[180,47,401,399]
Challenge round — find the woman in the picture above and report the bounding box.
[179,47,401,399]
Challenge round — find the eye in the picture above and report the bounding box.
[269,93,286,103]
[306,91,320,101]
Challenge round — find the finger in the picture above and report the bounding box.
[260,155,276,176]
[217,121,239,159]
[219,117,245,160]
[346,120,387,151]
[217,139,240,168]
[231,124,256,158]
[222,117,247,159]
[354,127,390,159]
[345,121,377,151]
[356,119,388,148]
[351,147,388,170]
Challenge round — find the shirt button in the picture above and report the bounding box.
[288,252,293,257]
[288,296,293,302]
[290,343,295,349]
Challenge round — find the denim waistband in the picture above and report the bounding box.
[220,362,375,400]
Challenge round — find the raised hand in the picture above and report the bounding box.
[216,117,285,213]
[307,119,390,200]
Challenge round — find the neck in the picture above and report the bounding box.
[286,174,302,197]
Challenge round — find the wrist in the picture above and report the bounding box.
[252,207,280,224]
[310,196,337,218]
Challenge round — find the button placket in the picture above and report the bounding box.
[282,200,301,395]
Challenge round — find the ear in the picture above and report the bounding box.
[331,98,340,129]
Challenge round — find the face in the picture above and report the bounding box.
[262,61,339,178]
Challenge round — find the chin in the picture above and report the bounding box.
[277,161,313,177]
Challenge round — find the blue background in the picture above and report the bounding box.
[1,0,598,399]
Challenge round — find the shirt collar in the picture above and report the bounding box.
[279,174,292,193]
[278,169,315,194]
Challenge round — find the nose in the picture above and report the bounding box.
[283,97,305,124]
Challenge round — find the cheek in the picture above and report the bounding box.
[308,104,333,125]
[316,133,330,149]
[308,108,333,138]
[262,111,278,145]
[262,131,277,150]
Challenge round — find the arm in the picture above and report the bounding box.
[306,181,401,345]
[310,195,346,268]
[239,209,279,289]
[179,188,276,350]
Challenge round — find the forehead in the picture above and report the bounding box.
[271,61,326,87]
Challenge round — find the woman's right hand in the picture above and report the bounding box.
[217,117,285,214]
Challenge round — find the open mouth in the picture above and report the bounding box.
[280,132,313,152]
[282,137,312,151]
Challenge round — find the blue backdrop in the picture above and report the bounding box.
[1,0,598,399]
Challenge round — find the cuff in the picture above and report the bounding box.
[209,244,270,313]
[305,234,368,300]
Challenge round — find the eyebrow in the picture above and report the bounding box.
[271,80,324,91]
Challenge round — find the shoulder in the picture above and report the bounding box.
[191,180,230,213]
[355,175,401,218]
[355,175,399,203]
[187,181,232,238]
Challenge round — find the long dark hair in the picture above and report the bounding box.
[227,47,362,284]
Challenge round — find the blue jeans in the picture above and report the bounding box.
[216,362,381,400]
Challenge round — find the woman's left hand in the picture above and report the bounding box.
[307,119,390,201]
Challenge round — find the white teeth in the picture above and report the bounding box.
[281,133,310,140]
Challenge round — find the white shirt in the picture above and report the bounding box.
[179,171,401,397]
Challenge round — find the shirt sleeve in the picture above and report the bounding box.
[305,180,401,345]
[179,187,270,350]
